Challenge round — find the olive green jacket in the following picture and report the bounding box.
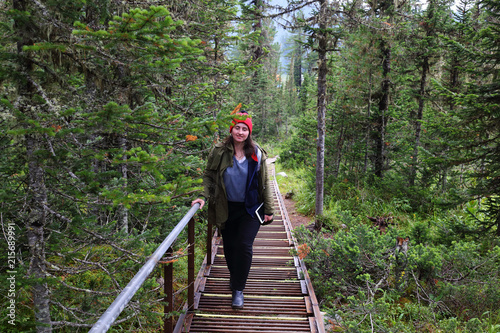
[202,142,274,229]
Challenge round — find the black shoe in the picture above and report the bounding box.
[231,290,244,309]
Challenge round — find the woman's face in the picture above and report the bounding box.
[232,123,250,144]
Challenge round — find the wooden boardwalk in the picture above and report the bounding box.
[175,165,325,333]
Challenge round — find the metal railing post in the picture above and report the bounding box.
[163,247,173,333]
[188,217,195,310]
[206,220,213,267]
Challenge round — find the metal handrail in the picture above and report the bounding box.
[89,203,201,333]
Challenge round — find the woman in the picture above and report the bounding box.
[192,110,274,309]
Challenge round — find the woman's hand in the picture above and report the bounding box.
[191,198,205,209]
[264,214,273,223]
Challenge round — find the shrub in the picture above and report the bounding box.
[437,244,500,320]
[294,224,399,306]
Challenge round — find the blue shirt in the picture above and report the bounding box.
[223,156,248,202]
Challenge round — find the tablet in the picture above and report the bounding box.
[255,202,265,225]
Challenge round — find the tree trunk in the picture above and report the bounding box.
[26,135,52,333]
[364,69,373,174]
[315,0,328,229]
[13,0,52,330]
[409,55,429,186]
[119,136,129,233]
[374,39,391,178]
[410,0,434,186]
[251,0,264,64]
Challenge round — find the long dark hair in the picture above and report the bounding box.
[224,134,255,158]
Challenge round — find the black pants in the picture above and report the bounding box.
[221,201,260,291]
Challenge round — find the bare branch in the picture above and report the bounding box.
[43,204,142,261]
[80,227,141,258]
[44,271,117,296]
[51,311,136,329]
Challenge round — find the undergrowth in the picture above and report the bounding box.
[276,163,500,333]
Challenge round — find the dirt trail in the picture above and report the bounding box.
[283,196,313,229]
[267,157,312,230]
